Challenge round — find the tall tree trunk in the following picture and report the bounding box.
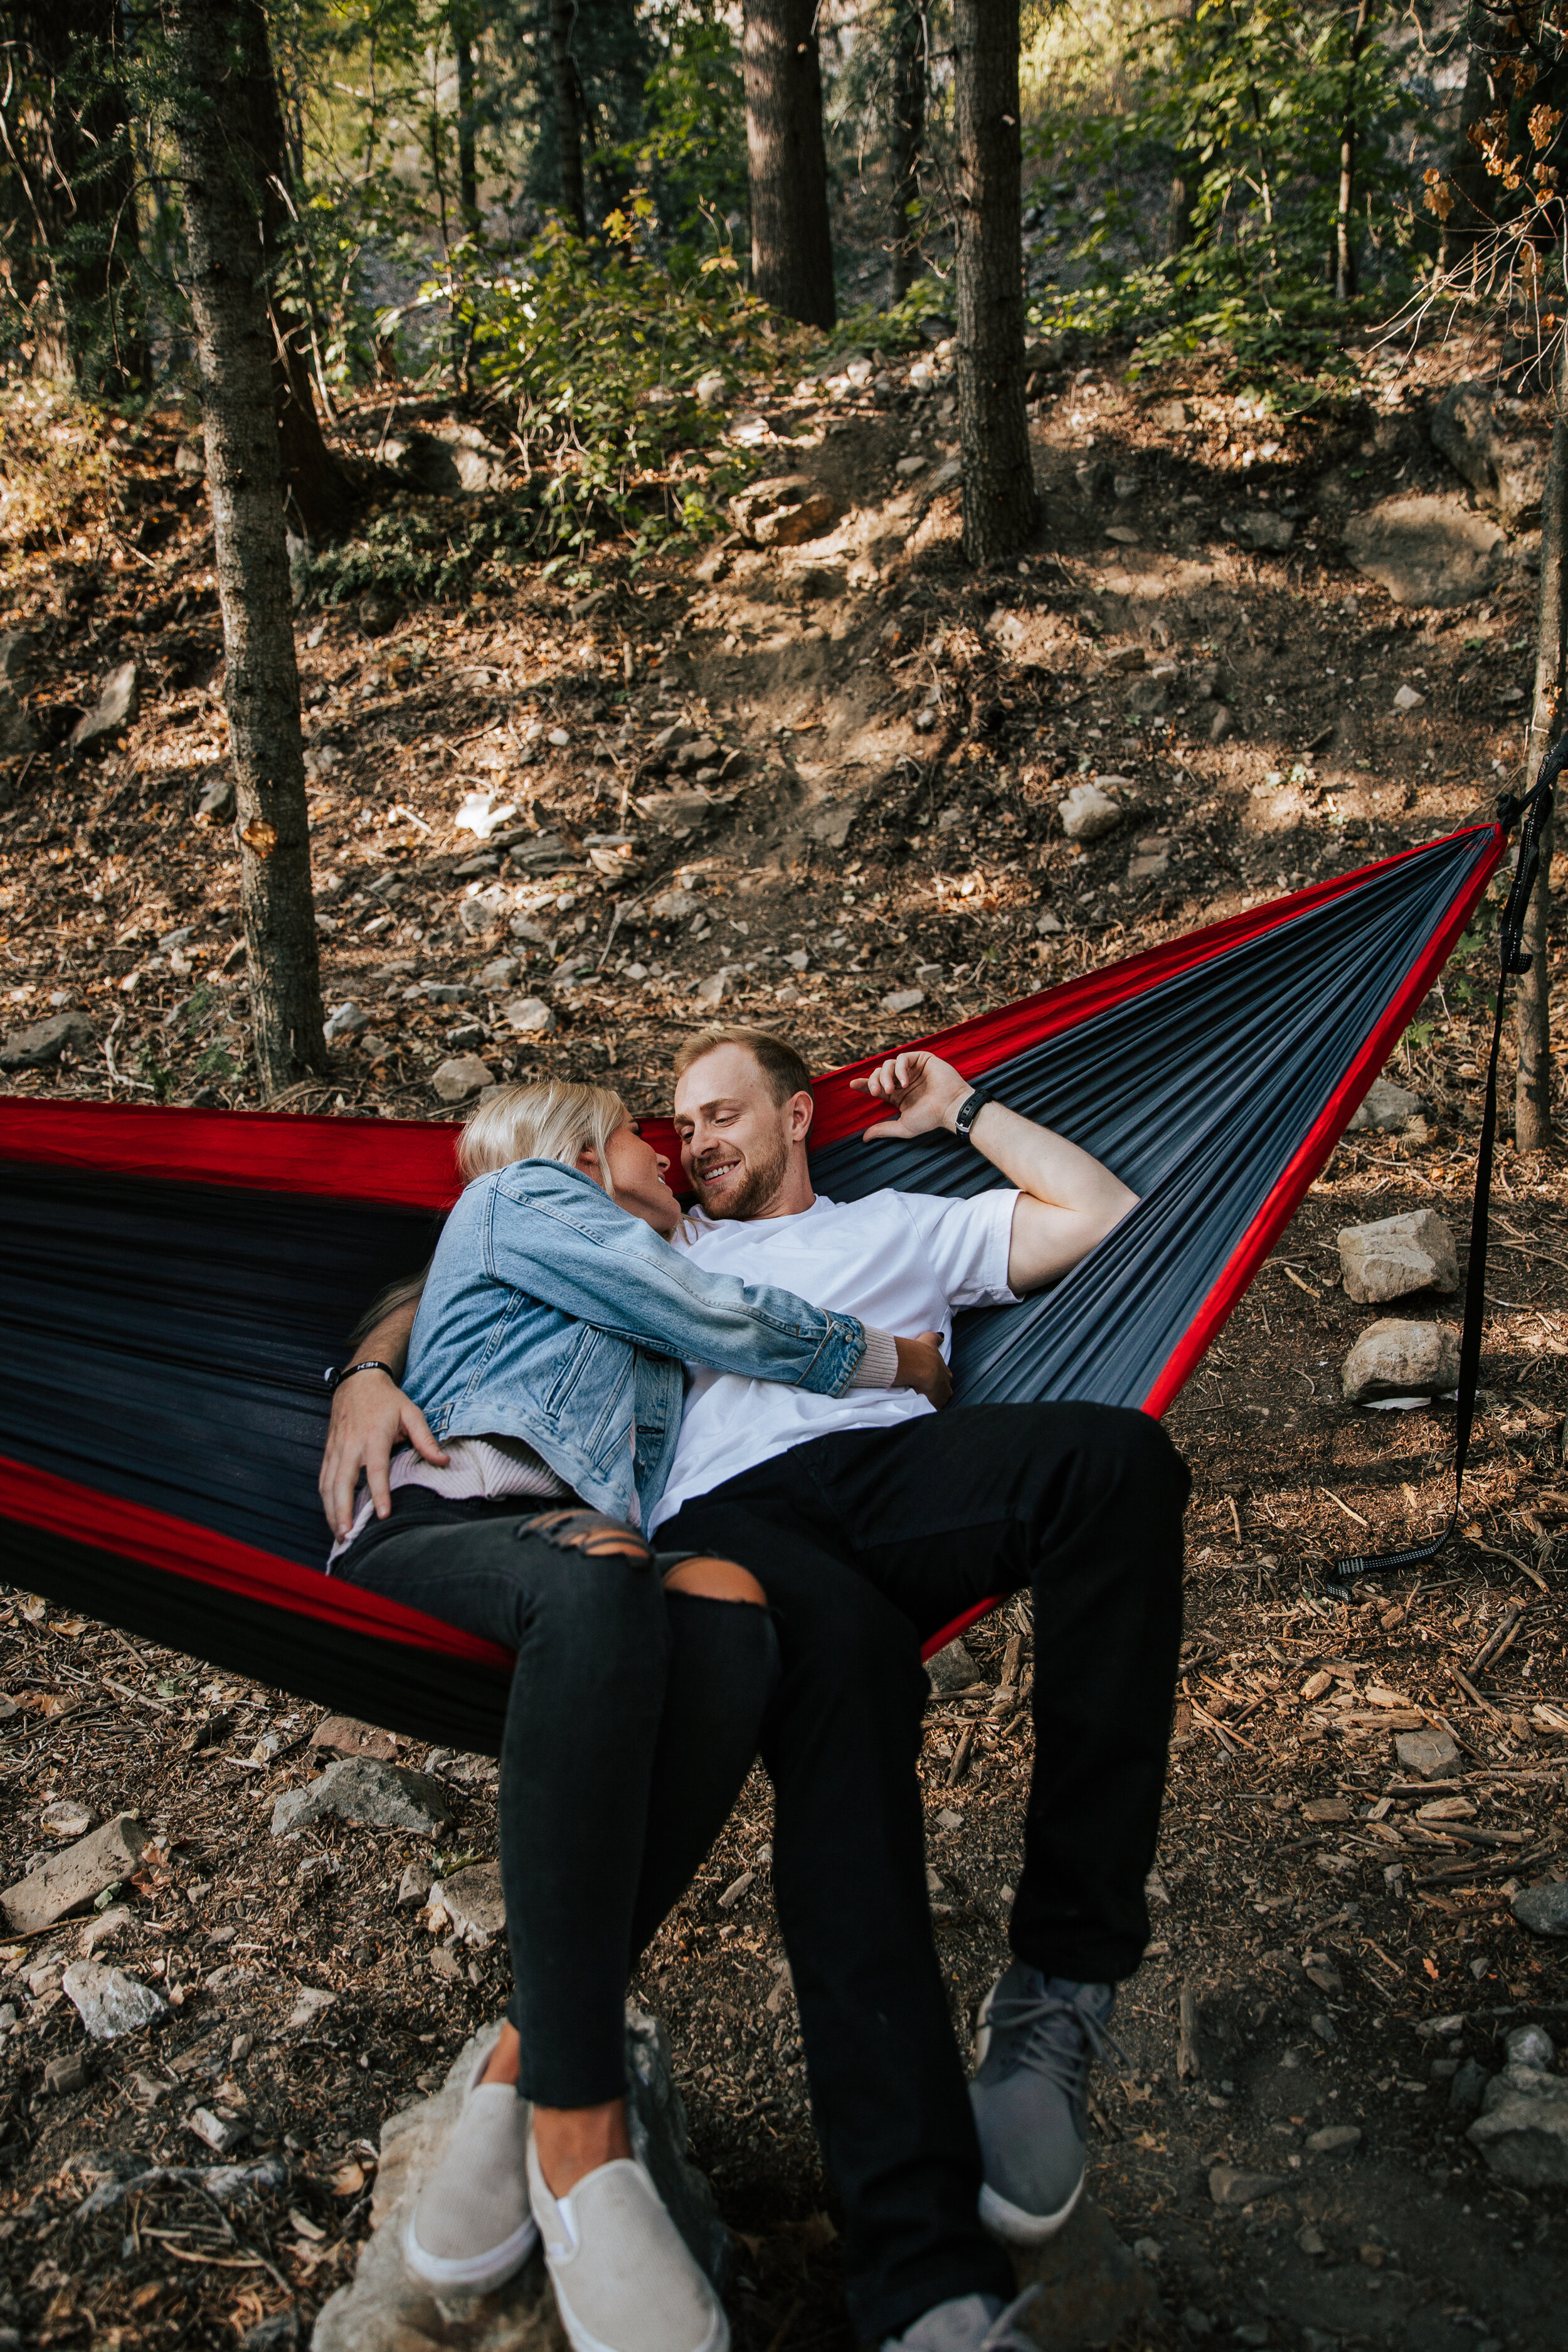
[549,0,586,233]
[1333,0,1374,302]
[742,0,835,328]
[162,0,326,1097]
[1517,346,1567,1150]
[889,1,926,298]
[953,0,1037,568]
[1166,0,1199,260]
[455,21,479,233]
[1438,44,1493,283]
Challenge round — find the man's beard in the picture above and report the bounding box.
[694,1129,790,1221]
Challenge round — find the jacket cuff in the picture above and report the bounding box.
[848,1326,900,1390]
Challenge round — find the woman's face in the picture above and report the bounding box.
[578,1122,680,1237]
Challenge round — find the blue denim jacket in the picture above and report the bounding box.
[403,1159,869,1526]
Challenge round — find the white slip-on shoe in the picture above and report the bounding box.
[403,2058,538,2294]
[526,2130,728,2352]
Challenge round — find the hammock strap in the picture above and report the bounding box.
[1327,749,1563,1598]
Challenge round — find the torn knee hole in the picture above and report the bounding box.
[522,1508,651,1564]
[663,1555,768,1607]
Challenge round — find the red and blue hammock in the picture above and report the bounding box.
[0,821,1509,1749]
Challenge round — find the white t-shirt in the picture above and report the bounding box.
[649,1187,1019,1534]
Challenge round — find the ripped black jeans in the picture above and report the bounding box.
[336,1487,779,2107]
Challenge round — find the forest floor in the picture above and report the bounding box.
[2,333,1567,2352]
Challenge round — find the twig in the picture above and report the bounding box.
[1322,1488,1372,1529]
[1177,1980,1200,2080]
[1467,1600,1525,1678]
[1448,1661,1502,1720]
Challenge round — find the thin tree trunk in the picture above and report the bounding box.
[1333,0,1374,302]
[889,1,926,298]
[456,24,479,231]
[162,0,326,1096]
[743,0,835,328]
[953,0,1037,568]
[1167,0,1199,260]
[549,0,586,233]
[1438,42,1493,282]
[1517,343,1567,1150]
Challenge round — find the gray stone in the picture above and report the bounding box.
[1239,510,1295,551]
[480,957,521,991]
[196,773,235,824]
[418,983,476,1006]
[68,660,139,753]
[1431,384,1548,526]
[432,1053,495,1104]
[1058,783,1123,842]
[270,1756,450,1838]
[1208,2165,1286,2208]
[882,988,926,1016]
[1506,2023,1556,2069]
[1348,1075,1423,1133]
[649,889,703,921]
[1010,2196,1158,2349]
[80,1904,134,1956]
[1,1813,147,1934]
[174,439,206,477]
[432,1862,506,1947]
[189,2106,250,2157]
[1396,1727,1459,1779]
[398,1859,434,1907]
[323,1002,369,1044]
[1305,2123,1361,2154]
[1512,1881,1568,1937]
[41,1799,93,1838]
[43,2051,88,2095]
[312,1714,397,1761]
[1208,704,1236,743]
[806,797,859,849]
[1342,1318,1461,1405]
[729,475,839,546]
[1468,2060,1568,2185]
[928,1638,980,1693]
[0,1009,95,1072]
[1343,495,1505,608]
[1128,834,1172,883]
[625,2008,730,2289]
[501,995,556,1036]
[1338,1209,1459,1304]
[1449,2057,1489,2113]
[287,1987,338,2031]
[60,1959,166,2041]
[1125,672,1172,716]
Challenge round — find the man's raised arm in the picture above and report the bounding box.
[852,1049,1138,1293]
[319,1293,447,1540]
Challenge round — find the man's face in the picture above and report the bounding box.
[672,1043,808,1221]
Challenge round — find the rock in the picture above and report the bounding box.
[1208,704,1236,743]
[480,956,521,991]
[1338,1208,1459,1303]
[80,1905,134,1956]
[417,982,476,1006]
[624,2008,730,2287]
[68,660,139,753]
[1507,2023,1556,2068]
[322,1002,369,1045]
[1125,672,1171,717]
[189,2107,250,2157]
[1128,834,1172,882]
[61,1959,166,2041]
[1036,911,1064,935]
[1305,2124,1362,2154]
[1468,2059,1568,2185]
[1208,2165,1286,2209]
[1058,783,1123,842]
[397,1858,434,1907]
[1512,1882,1568,1937]
[501,995,556,1036]
[1343,495,1505,608]
[896,455,928,477]
[649,889,703,921]
[196,773,235,824]
[882,988,926,1015]
[1348,1076,1423,1134]
[1396,1727,1459,1778]
[694,370,727,406]
[1302,1798,1351,1823]
[41,1799,94,1838]
[286,1986,337,2032]
[1392,682,1426,712]
[729,474,839,547]
[914,962,945,986]
[927,1638,979,1693]
[433,1861,506,1947]
[432,1053,495,1104]
[270,1756,450,1838]
[1,1813,147,1935]
[174,438,206,477]
[1431,383,1548,526]
[242,2316,298,2352]
[1342,1317,1460,1405]
[311,1714,396,1761]
[43,2051,89,2095]
[0,1009,95,1071]
[1449,2057,1489,2112]
[1239,509,1295,551]
[0,630,37,756]
[1010,2196,1158,2349]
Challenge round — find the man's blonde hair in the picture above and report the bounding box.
[458,1079,632,1192]
[672,1024,813,1107]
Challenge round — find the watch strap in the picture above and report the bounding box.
[324,1359,395,1392]
[953,1086,993,1144]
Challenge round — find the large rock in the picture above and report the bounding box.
[1342,1318,1460,1404]
[729,475,839,547]
[270,1757,450,1838]
[1343,495,1505,608]
[1512,1882,1568,1937]
[431,1862,506,1948]
[432,1053,495,1104]
[1338,1209,1459,1303]
[68,660,140,753]
[1468,2058,1568,2186]
[61,1959,166,2041]
[1431,383,1548,526]
[1057,783,1123,842]
[0,1010,95,1072]
[1396,1727,1459,1779]
[1,1813,148,1934]
[0,629,36,756]
[1011,2196,1158,2349]
[1348,1075,1423,1132]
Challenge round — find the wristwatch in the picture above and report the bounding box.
[952,1086,993,1145]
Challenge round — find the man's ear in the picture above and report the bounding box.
[788,1088,815,1144]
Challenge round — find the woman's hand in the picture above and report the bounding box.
[319,1372,448,1539]
[893,1332,953,1409]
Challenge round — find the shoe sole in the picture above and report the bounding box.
[978,2168,1084,2248]
[403,2207,541,2293]
[545,2267,729,2352]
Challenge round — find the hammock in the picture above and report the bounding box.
[0,820,1505,1753]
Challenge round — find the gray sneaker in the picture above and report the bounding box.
[882,2287,1041,2352]
[526,2132,728,2352]
[970,1964,1121,2245]
[403,2070,538,2292]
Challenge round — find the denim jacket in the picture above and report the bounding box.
[403,1159,869,1526]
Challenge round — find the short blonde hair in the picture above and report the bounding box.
[458,1079,632,1192]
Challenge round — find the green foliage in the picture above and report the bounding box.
[612,2,749,258]
[295,488,549,607]
[822,278,953,366]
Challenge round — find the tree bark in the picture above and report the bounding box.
[889,1,926,298]
[953,0,1037,568]
[742,0,836,328]
[1166,0,1199,260]
[1333,0,1374,302]
[162,0,326,1097]
[549,0,587,233]
[1517,342,1567,1149]
[455,20,479,233]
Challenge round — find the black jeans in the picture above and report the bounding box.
[336,1488,780,2109]
[658,1401,1189,2342]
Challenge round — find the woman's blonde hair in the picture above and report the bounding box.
[457,1078,632,1192]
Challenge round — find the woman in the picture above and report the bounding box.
[329,1080,946,2352]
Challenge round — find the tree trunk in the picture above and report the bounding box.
[549,0,586,233]
[1166,0,1199,260]
[1333,0,1374,303]
[162,0,326,1097]
[1517,344,1567,1149]
[953,0,1037,568]
[742,0,835,329]
[456,23,479,233]
[889,1,926,298]
[1438,43,1493,282]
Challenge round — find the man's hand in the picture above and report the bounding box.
[894,1331,953,1409]
[852,1051,971,1142]
[319,1371,448,1540]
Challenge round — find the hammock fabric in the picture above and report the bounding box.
[0,820,1504,1753]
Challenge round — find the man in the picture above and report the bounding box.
[323,1027,1188,2352]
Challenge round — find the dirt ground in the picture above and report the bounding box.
[2,335,1567,2351]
